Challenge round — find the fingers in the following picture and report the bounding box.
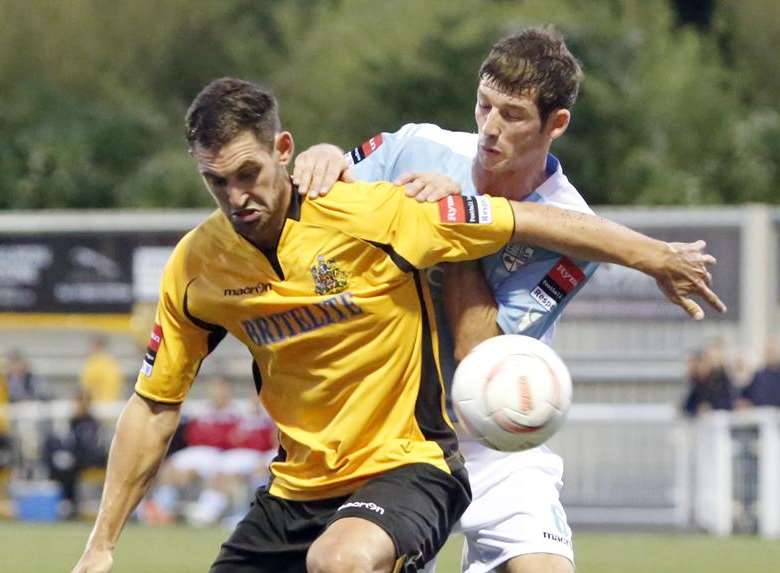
[292,159,314,197]
[394,172,416,186]
[306,161,329,198]
[678,297,705,321]
[697,281,728,314]
[394,172,461,202]
[292,145,347,198]
[401,178,425,198]
[394,173,431,201]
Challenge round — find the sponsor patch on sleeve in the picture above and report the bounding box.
[438,195,493,224]
[530,257,586,309]
[346,134,383,166]
[140,323,163,377]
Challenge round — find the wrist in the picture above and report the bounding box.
[632,239,674,277]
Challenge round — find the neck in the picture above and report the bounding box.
[472,153,550,200]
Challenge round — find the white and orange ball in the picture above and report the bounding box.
[452,335,572,452]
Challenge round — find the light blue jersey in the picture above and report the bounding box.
[348,123,597,358]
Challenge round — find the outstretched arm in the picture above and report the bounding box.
[72,393,181,573]
[508,202,725,320]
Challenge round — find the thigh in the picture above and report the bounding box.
[210,487,343,573]
[307,516,397,573]
[330,463,472,572]
[500,553,574,573]
[459,468,573,573]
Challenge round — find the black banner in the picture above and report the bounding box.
[0,232,182,314]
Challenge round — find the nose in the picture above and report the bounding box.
[226,183,248,209]
[482,108,501,138]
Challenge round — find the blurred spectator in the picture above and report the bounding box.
[0,366,11,488]
[682,344,735,416]
[139,377,276,526]
[43,390,107,518]
[737,338,780,409]
[5,350,46,402]
[184,404,277,527]
[79,335,124,403]
[0,363,9,434]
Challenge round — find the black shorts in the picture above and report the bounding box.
[209,463,471,573]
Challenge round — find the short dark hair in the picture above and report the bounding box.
[185,77,281,150]
[479,26,583,123]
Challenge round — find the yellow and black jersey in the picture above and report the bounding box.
[135,181,514,500]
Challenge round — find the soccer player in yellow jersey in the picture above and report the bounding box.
[73,78,723,573]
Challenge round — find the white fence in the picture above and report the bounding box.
[3,399,779,537]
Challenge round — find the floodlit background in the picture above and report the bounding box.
[1,1,779,571]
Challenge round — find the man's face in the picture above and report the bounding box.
[474,79,558,174]
[193,130,293,247]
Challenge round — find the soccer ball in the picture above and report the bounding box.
[452,335,572,452]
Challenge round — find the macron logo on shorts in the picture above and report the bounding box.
[337,501,385,515]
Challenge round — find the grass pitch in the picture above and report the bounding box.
[2,522,779,572]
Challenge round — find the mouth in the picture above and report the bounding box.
[230,208,262,224]
[479,144,501,156]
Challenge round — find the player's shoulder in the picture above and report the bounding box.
[532,155,594,215]
[302,180,404,215]
[166,210,232,276]
[393,123,477,158]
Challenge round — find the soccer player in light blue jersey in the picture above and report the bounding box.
[293,27,722,573]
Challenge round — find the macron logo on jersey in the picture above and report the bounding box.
[438,195,493,224]
[347,134,383,165]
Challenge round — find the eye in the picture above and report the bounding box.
[238,168,260,184]
[206,174,227,188]
[502,109,525,122]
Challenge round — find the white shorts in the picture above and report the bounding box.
[170,447,271,480]
[218,448,265,476]
[426,442,573,573]
[168,446,222,479]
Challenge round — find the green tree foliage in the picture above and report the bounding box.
[0,0,776,208]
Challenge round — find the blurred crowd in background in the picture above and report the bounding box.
[0,340,277,525]
[2,329,780,523]
[682,338,780,416]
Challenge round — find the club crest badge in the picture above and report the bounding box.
[502,244,535,272]
[311,256,349,295]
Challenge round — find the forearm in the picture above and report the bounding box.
[443,262,500,362]
[84,393,180,552]
[510,202,672,274]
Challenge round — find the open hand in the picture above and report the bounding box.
[394,172,462,202]
[653,240,727,320]
[292,144,353,198]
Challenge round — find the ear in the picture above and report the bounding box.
[274,131,295,166]
[545,109,571,141]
